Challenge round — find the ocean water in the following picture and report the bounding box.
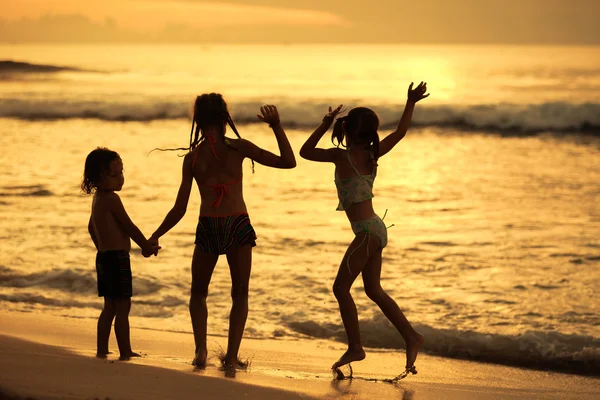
[0,44,599,375]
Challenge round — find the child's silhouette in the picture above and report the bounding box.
[82,147,159,360]
[150,93,296,369]
[300,82,429,377]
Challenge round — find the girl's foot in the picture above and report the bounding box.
[119,351,142,361]
[221,355,249,370]
[405,333,425,369]
[192,348,208,368]
[332,363,354,380]
[331,346,366,370]
[393,365,418,381]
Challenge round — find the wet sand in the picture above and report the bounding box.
[0,310,598,400]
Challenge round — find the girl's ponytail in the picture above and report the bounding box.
[369,129,380,162]
[331,116,347,148]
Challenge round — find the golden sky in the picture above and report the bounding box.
[2,0,347,30]
[1,0,599,44]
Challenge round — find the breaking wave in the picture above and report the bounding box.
[0,185,54,197]
[287,314,600,376]
[0,266,163,296]
[1,97,598,134]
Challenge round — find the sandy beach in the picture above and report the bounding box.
[2,1,600,398]
[0,310,597,400]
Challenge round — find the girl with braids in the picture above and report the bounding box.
[299,82,429,378]
[150,93,296,369]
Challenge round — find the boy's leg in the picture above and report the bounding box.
[223,244,252,367]
[97,297,116,357]
[190,245,219,367]
[114,297,137,360]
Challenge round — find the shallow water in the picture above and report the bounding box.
[0,44,599,374]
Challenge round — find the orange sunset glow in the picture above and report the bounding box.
[1,1,599,400]
[1,0,599,43]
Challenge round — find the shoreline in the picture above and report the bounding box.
[1,310,599,400]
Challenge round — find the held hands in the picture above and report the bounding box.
[142,236,161,258]
[407,82,430,103]
[323,105,343,123]
[149,235,160,256]
[257,105,280,127]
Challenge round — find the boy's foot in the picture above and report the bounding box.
[96,351,111,359]
[331,346,366,370]
[119,351,142,361]
[405,333,425,369]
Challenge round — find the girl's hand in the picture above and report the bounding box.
[407,82,430,103]
[257,105,281,126]
[151,244,161,256]
[148,236,161,256]
[142,244,154,258]
[323,105,343,123]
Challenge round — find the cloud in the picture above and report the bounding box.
[0,0,348,31]
[0,13,351,43]
[0,15,140,43]
[0,0,597,44]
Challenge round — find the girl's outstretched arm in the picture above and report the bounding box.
[299,105,343,163]
[151,153,193,241]
[234,105,296,169]
[379,82,429,158]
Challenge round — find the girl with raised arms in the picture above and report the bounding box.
[150,93,296,369]
[299,82,429,377]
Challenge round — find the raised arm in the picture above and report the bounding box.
[299,105,344,163]
[107,194,153,255]
[234,105,296,169]
[379,82,429,158]
[151,153,194,241]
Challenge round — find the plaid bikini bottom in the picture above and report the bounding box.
[194,213,257,255]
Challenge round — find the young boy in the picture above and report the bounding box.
[81,147,159,360]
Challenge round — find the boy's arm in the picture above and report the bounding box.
[106,193,152,254]
[88,216,99,250]
[299,105,344,163]
[379,82,429,158]
[151,154,193,240]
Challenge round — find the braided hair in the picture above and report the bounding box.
[188,93,238,148]
[331,107,380,162]
[154,93,254,171]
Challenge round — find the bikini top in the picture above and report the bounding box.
[192,135,242,208]
[334,149,376,211]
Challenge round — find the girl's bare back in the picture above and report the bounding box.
[190,137,249,217]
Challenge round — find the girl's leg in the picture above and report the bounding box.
[332,233,380,370]
[114,297,139,360]
[190,245,219,367]
[97,297,116,357]
[224,244,252,367]
[362,249,424,368]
